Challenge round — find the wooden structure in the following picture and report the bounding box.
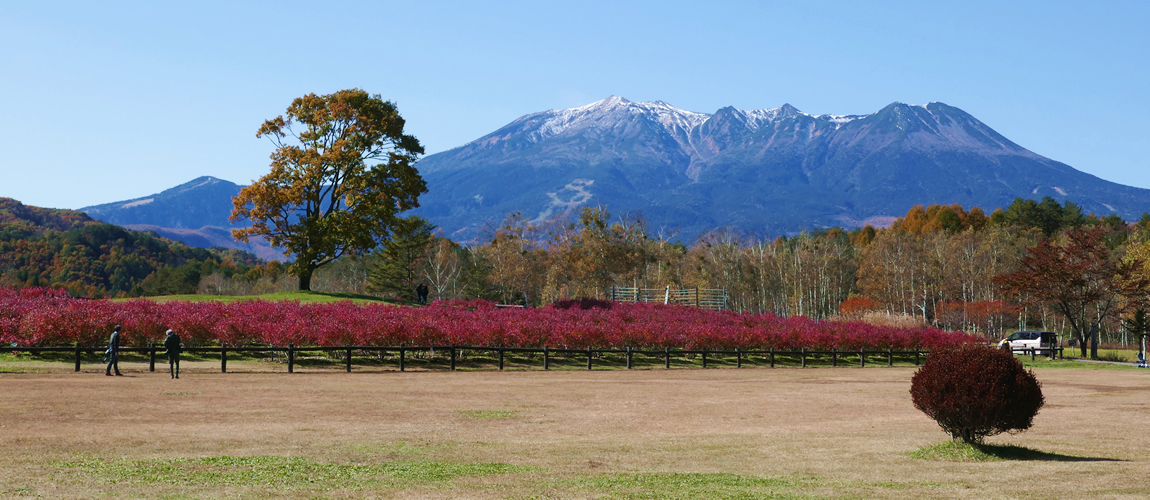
[609,286,727,310]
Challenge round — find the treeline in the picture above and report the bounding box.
[0,198,265,297]
[22,192,1149,342]
[321,196,1146,341]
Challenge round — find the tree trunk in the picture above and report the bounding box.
[298,268,314,291]
[1090,325,1099,360]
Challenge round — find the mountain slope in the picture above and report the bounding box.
[78,177,285,261]
[1,197,97,236]
[80,176,243,228]
[413,97,1150,240]
[1,197,263,297]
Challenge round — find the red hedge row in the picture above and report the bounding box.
[1,288,978,350]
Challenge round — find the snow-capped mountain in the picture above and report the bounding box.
[414,96,1150,241]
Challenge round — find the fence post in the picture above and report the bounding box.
[75,343,81,372]
[149,342,156,372]
[832,348,837,367]
[587,346,593,370]
[346,346,352,373]
[888,348,893,367]
[288,344,295,373]
[915,350,920,366]
[399,347,405,372]
[499,347,505,371]
[451,346,457,371]
[665,347,670,369]
[221,346,227,373]
[769,348,775,368]
[801,348,806,368]
[626,347,633,369]
[736,348,741,368]
[702,349,708,369]
[859,349,865,368]
[544,346,550,370]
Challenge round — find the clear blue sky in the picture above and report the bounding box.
[2,1,1148,210]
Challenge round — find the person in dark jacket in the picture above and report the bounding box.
[105,325,122,376]
[163,329,182,379]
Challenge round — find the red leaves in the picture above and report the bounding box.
[910,344,1044,443]
[839,296,881,317]
[0,288,979,350]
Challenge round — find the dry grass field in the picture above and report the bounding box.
[1,358,1148,499]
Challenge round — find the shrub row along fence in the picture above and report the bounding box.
[6,344,937,373]
[1,288,978,351]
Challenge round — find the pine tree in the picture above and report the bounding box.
[366,217,434,300]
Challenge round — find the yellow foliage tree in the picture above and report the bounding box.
[231,89,425,290]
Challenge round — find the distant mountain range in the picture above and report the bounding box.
[77,97,1150,247]
[79,177,284,261]
[412,96,1150,240]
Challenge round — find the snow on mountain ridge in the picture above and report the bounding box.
[533,97,889,139]
[531,96,709,142]
[472,97,950,151]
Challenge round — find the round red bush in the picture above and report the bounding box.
[910,344,1044,443]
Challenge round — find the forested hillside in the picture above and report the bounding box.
[0,198,264,297]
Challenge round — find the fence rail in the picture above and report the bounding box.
[3,344,953,373]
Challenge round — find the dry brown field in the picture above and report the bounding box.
[1,359,1148,499]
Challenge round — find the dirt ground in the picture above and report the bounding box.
[1,361,1148,499]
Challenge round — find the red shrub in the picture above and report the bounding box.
[910,344,1044,443]
[0,287,981,350]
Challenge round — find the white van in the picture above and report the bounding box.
[997,330,1056,354]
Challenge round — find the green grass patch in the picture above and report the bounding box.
[456,409,518,419]
[0,366,50,373]
[911,441,1110,462]
[56,456,536,489]
[911,441,1005,462]
[561,472,821,499]
[117,290,403,305]
[1017,356,1139,370]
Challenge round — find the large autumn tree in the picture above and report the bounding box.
[231,89,426,290]
[994,226,1150,357]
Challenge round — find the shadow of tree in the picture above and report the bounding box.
[977,444,1123,462]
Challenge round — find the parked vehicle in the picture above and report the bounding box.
[997,330,1057,354]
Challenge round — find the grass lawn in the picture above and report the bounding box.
[114,290,406,305]
[1,361,1147,498]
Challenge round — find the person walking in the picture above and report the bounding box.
[163,329,182,379]
[105,325,123,376]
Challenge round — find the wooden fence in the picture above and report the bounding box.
[3,344,955,373]
[610,286,727,310]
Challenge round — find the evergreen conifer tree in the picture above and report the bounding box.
[366,217,434,300]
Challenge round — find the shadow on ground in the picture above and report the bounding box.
[977,444,1122,462]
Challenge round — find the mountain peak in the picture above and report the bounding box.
[413,96,1150,242]
[163,176,236,195]
[777,103,801,115]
